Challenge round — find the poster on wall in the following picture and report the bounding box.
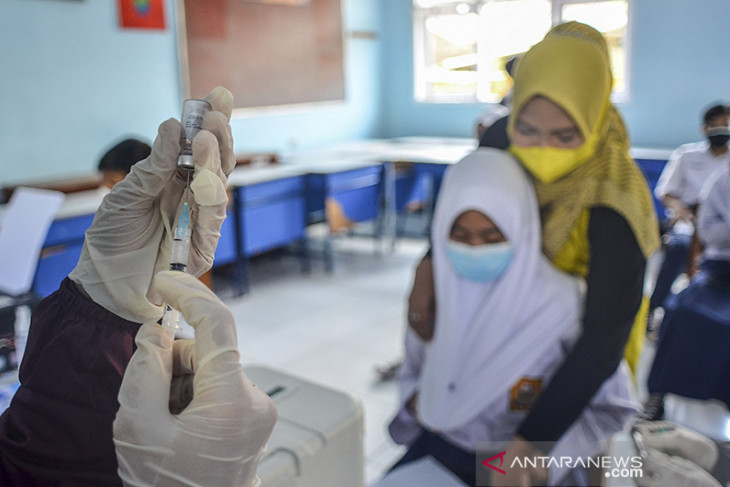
[180,0,345,110]
[118,0,166,30]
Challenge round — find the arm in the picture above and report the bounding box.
[516,207,645,444]
[0,278,139,486]
[697,172,730,252]
[662,195,694,226]
[656,151,694,225]
[388,329,427,445]
[654,147,685,202]
[407,252,436,341]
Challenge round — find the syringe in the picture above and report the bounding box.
[160,98,209,334]
[161,197,192,333]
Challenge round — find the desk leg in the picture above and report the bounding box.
[232,189,248,296]
[300,236,311,274]
[324,229,334,273]
[422,174,435,237]
[240,256,250,295]
[377,162,397,253]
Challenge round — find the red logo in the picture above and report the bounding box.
[482,451,507,475]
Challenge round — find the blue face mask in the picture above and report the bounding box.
[446,240,514,282]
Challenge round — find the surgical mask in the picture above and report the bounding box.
[707,127,730,148]
[446,240,514,282]
[509,138,596,183]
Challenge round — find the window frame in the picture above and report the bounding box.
[413,0,634,104]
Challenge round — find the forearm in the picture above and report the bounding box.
[516,314,635,442]
[518,207,646,443]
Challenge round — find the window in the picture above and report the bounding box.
[413,0,631,103]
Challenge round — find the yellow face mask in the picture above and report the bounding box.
[509,138,596,183]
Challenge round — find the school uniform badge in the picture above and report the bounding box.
[510,377,542,411]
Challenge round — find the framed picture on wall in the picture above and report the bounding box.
[178,0,345,110]
[243,0,311,5]
[118,0,166,30]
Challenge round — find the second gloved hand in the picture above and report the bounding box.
[633,420,719,472]
[113,271,277,487]
[69,87,235,323]
[636,448,721,487]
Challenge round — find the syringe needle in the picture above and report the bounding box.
[184,169,191,203]
[161,198,192,334]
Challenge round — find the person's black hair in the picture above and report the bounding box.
[97,138,151,173]
[703,104,730,125]
[505,55,520,79]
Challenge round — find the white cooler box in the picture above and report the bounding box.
[245,365,365,487]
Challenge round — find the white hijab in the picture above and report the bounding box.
[418,148,582,431]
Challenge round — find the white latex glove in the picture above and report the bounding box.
[113,271,277,487]
[633,421,719,472]
[635,448,721,487]
[69,87,235,323]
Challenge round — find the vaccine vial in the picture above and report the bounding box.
[177,99,212,170]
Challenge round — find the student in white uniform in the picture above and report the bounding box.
[648,104,730,326]
[387,149,637,486]
[696,163,730,270]
[643,152,730,425]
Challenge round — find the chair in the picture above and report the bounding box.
[0,187,65,371]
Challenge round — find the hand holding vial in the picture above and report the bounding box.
[68,87,235,324]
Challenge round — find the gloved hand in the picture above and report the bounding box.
[635,448,722,487]
[69,87,235,323]
[633,421,719,472]
[113,271,277,487]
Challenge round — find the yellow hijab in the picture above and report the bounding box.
[508,22,659,273]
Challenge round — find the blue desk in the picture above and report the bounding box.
[213,207,237,266]
[33,191,104,298]
[288,159,385,271]
[228,166,308,294]
[630,148,671,219]
[378,138,476,237]
[1,187,243,299]
[36,214,94,297]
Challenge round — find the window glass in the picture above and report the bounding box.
[413,0,631,103]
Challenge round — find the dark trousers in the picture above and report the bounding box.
[390,430,477,485]
[649,230,692,310]
[389,430,593,486]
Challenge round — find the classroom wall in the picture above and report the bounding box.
[0,0,382,186]
[4,0,729,186]
[378,0,730,150]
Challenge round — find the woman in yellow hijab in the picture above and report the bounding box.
[406,21,660,486]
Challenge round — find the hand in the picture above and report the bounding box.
[113,271,277,487]
[635,448,721,487]
[408,255,436,341]
[490,437,547,487]
[70,87,235,323]
[633,421,719,472]
[663,196,693,226]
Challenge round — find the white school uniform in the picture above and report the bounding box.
[655,141,730,207]
[697,164,730,261]
[389,149,638,485]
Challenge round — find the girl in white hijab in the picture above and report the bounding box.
[388,148,637,486]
